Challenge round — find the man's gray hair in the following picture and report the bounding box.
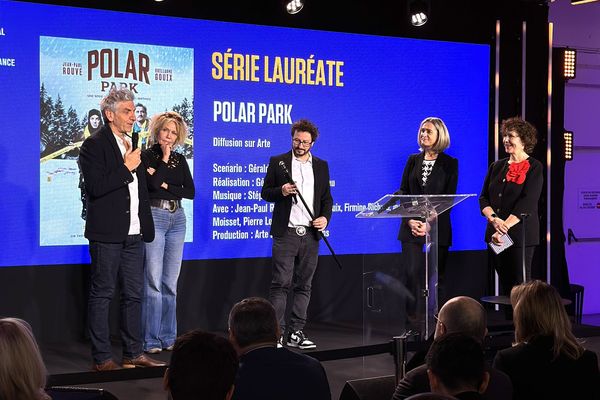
[100,88,135,122]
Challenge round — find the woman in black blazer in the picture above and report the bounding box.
[398,117,458,318]
[493,280,600,400]
[479,118,543,296]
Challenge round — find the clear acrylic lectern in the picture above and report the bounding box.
[356,194,474,343]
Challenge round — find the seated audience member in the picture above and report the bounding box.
[422,333,490,400]
[0,317,51,400]
[393,296,512,400]
[493,280,600,400]
[228,297,331,400]
[165,330,238,400]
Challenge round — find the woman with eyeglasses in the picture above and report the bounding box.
[397,117,458,323]
[141,111,195,354]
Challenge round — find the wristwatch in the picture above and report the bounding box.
[489,213,497,222]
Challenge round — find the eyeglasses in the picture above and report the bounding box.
[434,313,442,325]
[293,138,312,147]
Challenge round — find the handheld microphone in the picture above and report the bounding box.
[123,132,138,174]
[131,130,138,151]
[278,161,293,182]
[278,161,297,203]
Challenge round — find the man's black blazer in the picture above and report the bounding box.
[392,363,513,400]
[232,346,331,400]
[79,125,154,243]
[261,151,333,239]
[397,151,458,246]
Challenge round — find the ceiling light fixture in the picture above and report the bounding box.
[563,48,577,80]
[564,131,573,161]
[285,0,304,15]
[409,0,430,27]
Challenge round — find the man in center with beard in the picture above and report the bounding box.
[261,119,333,350]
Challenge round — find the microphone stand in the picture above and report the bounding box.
[279,161,343,269]
[520,213,530,283]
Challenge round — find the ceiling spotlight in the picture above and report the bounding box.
[411,12,427,27]
[409,0,430,27]
[285,0,304,15]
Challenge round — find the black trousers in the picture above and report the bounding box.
[401,242,449,316]
[269,229,319,334]
[492,245,535,296]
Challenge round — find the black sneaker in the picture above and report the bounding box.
[286,330,316,349]
[277,335,283,348]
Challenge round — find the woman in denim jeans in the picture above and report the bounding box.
[141,111,195,353]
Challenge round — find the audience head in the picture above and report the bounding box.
[228,297,279,353]
[426,333,489,396]
[165,330,238,400]
[434,296,487,341]
[0,317,50,400]
[511,280,584,360]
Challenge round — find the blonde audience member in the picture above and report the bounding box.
[493,280,600,400]
[0,318,50,400]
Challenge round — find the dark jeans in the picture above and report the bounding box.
[88,235,144,364]
[269,229,319,334]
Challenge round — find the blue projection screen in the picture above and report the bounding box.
[0,0,490,267]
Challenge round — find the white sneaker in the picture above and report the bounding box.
[286,330,316,350]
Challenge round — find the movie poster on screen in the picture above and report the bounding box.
[39,37,194,246]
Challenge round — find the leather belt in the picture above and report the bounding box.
[150,199,181,212]
[288,226,311,237]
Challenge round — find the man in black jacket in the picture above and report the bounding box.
[393,296,512,400]
[260,119,333,349]
[79,88,163,371]
[228,297,331,400]
[425,333,489,399]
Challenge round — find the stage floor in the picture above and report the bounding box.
[40,312,600,400]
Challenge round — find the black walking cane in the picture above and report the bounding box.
[279,161,342,269]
